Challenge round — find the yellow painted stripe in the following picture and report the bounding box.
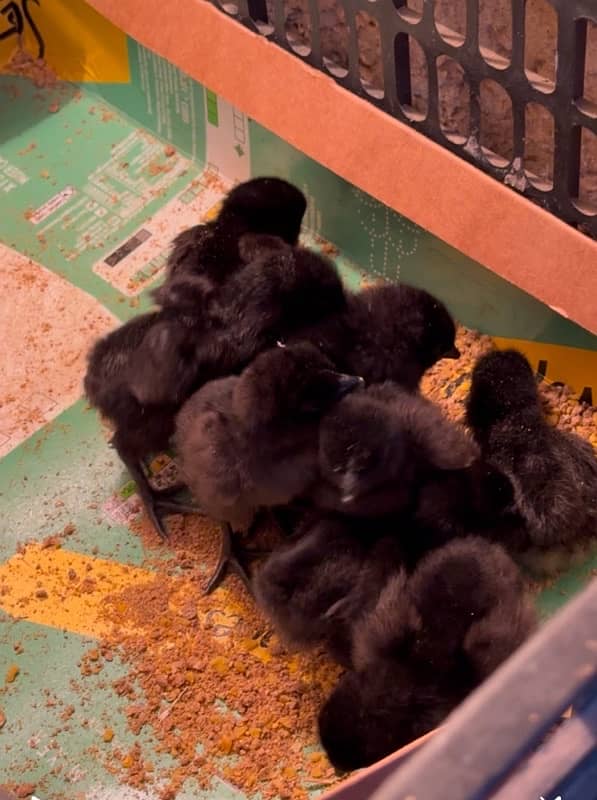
[0,544,154,638]
[493,337,597,397]
[0,543,274,664]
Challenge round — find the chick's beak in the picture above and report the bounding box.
[333,374,365,399]
[444,345,460,359]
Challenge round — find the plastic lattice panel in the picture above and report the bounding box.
[211,0,597,239]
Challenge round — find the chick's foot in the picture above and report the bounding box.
[204,523,254,595]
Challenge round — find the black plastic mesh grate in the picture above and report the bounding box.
[210,0,597,239]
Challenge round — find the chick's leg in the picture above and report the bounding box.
[110,434,203,539]
[151,481,203,513]
[152,482,189,498]
[131,469,202,537]
[121,455,170,541]
[204,523,253,595]
[152,481,204,515]
[155,498,204,516]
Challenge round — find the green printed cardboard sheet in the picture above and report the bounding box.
[1,2,596,798]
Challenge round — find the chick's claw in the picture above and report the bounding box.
[204,523,253,596]
[120,456,170,541]
[154,498,204,516]
[151,481,189,499]
[137,492,201,542]
[137,490,170,542]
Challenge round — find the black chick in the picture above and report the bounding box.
[160,176,306,287]
[318,536,537,771]
[85,240,345,542]
[84,275,213,539]
[205,244,348,355]
[174,343,363,593]
[136,235,292,404]
[254,513,404,666]
[125,274,216,406]
[161,243,348,418]
[314,382,478,518]
[466,349,597,574]
[286,282,460,390]
[407,458,525,566]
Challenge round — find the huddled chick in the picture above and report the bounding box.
[410,457,523,560]
[317,536,537,770]
[84,275,212,538]
[466,349,597,574]
[286,282,460,389]
[159,176,306,288]
[84,234,289,539]
[203,242,348,361]
[174,344,363,592]
[85,181,342,541]
[254,513,404,666]
[139,239,348,408]
[314,382,479,519]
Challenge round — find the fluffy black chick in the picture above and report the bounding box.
[94,237,291,420]
[85,240,345,541]
[286,282,460,390]
[318,536,536,771]
[205,244,348,356]
[161,177,306,287]
[84,275,213,539]
[125,274,216,405]
[161,243,348,414]
[314,383,478,518]
[141,235,292,400]
[466,349,597,574]
[174,344,363,593]
[407,458,526,565]
[254,513,404,666]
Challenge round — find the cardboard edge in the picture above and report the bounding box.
[319,728,438,799]
[85,0,597,336]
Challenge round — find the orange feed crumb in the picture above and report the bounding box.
[5,665,19,684]
[218,736,233,755]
